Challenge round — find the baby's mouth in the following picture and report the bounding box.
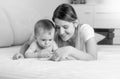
[44,45,50,48]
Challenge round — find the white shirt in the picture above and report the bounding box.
[76,24,95,51]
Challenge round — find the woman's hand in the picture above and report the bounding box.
[51,46,77,61]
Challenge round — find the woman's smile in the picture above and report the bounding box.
[61,34,67,40]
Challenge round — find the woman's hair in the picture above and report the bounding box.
[34,19,54,36]
[52,3,77,22]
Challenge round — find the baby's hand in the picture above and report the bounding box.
[12,53,24,60]
[39,50,53,58]
[49,52,57,61]
[38,58,50,61]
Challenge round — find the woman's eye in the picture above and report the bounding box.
[55,25,60,29]
[63,25,68,29]
[56,27,60,30]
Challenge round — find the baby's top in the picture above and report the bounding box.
[25,40,58,58]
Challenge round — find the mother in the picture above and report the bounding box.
[13,3,97,61]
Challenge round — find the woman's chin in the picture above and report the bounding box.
[61,37,69,41]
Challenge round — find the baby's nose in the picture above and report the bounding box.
[45,40,51,46]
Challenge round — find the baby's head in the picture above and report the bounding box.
[34,19,55,48]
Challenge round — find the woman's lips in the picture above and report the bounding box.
[61,34,66,38]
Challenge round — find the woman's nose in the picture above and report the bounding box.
[60,27,65,35]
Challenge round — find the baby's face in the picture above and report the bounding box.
[36,29,55,48]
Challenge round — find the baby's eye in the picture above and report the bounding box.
[42,39,45,41]
[49,39,52,41]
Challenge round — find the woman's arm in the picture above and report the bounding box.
[85,37,97,59]
[25,42,39,58]
[70,37,97,60]
[19,41,31,56]
[52,37,97,61]
[12,41,31,60]
[20,34,35,56]
[70,24,97,60]
[12,35,34,60]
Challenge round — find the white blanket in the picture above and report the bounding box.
[0,45,120,79]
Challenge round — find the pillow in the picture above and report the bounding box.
[95,33,105,43]
[0,8,14,47]
[3,2,42,45]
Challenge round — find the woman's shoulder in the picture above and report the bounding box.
[30,41,37,47]
[78,24,93,31]
[77,24,94,33]
[77,24,94,41]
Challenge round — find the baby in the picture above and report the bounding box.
[25,19,58,60]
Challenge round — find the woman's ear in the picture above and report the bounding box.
[34,36,37,40]
[73,20,79,28]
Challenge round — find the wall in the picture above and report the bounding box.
[0,0,119,46]
[0,0,69,47]
[0,0,69,19]
[86,0,120,5]
[86,0,120,45]
[71,0,120,44]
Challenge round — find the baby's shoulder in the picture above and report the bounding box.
[29,41,38,48]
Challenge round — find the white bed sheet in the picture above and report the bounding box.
[0,45,120,79]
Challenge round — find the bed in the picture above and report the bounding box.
[0,0,120,79]
[0,45,120,79]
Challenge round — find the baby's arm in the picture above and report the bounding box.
[25,42,39,58]
[12,33,35,60]
[49,41,58,60]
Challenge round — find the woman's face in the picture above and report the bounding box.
[54,18,75,41]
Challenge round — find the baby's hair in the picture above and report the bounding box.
[52,3,77,22]
[34,19,54,36]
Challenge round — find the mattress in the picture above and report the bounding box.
[0,45,120,79]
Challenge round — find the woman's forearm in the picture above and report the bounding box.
[70,49,97,60]
[19,41,30,56]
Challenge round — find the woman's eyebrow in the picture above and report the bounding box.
[63,25,68,27]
